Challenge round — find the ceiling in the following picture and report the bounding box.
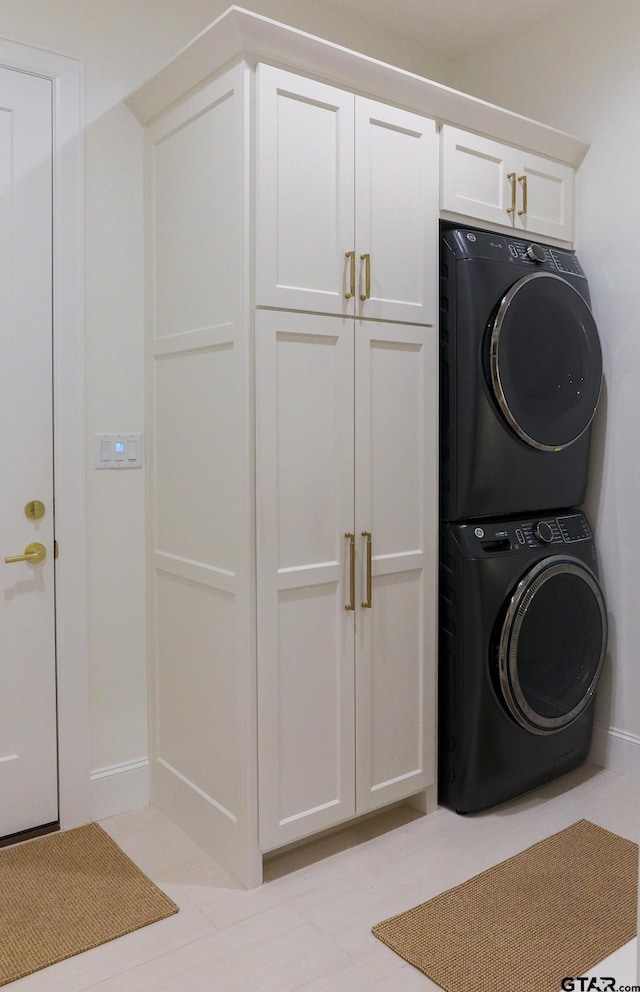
[324,0,578,57]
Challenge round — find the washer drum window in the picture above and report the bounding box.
[489,273,603,451]
[498,555,607,734]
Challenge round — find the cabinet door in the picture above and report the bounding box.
[355,100,437,325]
[441,124,575,242]
[440,125,515,230]
[516,151,574,242]
[256,65,355,314]
[256,310,356,851]
[354,321,437,814]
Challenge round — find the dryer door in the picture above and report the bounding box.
[497,555,607,734]
[489,273,602,450]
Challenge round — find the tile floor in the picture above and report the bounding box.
[6,762,640,991]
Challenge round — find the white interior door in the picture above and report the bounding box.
[0,66,57,838]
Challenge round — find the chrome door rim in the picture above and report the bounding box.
[489,272,602,451]
[498,555,607,734]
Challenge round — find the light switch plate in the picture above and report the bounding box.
[95,433,143,469]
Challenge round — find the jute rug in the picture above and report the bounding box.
[0,822,178,987]
[373,820,637,992]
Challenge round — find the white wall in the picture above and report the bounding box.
[0,0,456,819]
[451,0,640,779]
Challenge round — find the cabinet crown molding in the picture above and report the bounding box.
[126,5,588,168]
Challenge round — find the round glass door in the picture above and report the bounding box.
[497,555,607,734]
[488,273,602,451]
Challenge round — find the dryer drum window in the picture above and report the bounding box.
[489,273,603,451]
[498,556,607,734]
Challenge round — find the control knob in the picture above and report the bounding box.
[526,243,546,264]
[533,520,554,544]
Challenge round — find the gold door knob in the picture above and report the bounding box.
[5,542,47,565]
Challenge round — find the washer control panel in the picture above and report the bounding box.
[454,512,592,557]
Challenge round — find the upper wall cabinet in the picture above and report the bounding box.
[256,64,438,324]
[440,124,574,243]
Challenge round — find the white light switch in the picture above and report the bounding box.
[95,433,143,469]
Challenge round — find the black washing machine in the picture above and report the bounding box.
[439,510,608,813]
[440,225,603,521]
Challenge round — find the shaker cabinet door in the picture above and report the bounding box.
[256,64,355,315]
[354,320,437,813]
[440,125,515,229]
[516,150,574,241]
[355,100,437,325]
[256,309,356,851]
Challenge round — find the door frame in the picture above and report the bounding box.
[0,37,89,829]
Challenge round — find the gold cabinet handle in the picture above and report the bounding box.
[360,253,371,302]
[345,250,356,299]
[361,531,372,608]
[344,532,355,611]
[518,174,528,216]
[5,542,47,565]
[506,172,517,215]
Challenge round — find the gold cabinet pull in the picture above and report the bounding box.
[361,531,372,608]
[360,253,371,302]
[345,250,356,299]
[344,533,356,611]
[5,542,47,565]
[506,172,517,215]
[518,174,528,216]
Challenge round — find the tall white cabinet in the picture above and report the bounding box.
[255,65,437,852]
[129,5,588,887]
[141,47,437,884]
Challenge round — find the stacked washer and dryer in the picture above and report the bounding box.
[438,225,608,814]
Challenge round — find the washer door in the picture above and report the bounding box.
[489,273,603,450]
[497,555,607,734]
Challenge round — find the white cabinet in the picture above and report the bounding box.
[256,64,438,324]
[256,310,436,851]
[143,56,438,886]
[440,124,574,242]
[132,4,585,888]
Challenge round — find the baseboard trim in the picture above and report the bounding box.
[589,725,640,782]
[90,757,150,821]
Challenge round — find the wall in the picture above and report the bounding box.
[451,0,640,780]
[0,0,456,819]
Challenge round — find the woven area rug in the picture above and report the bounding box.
[0,822,178,987]
[373,820,637,992]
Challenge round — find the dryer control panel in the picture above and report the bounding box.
[444,227,587,279]
[451,512,592,557]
